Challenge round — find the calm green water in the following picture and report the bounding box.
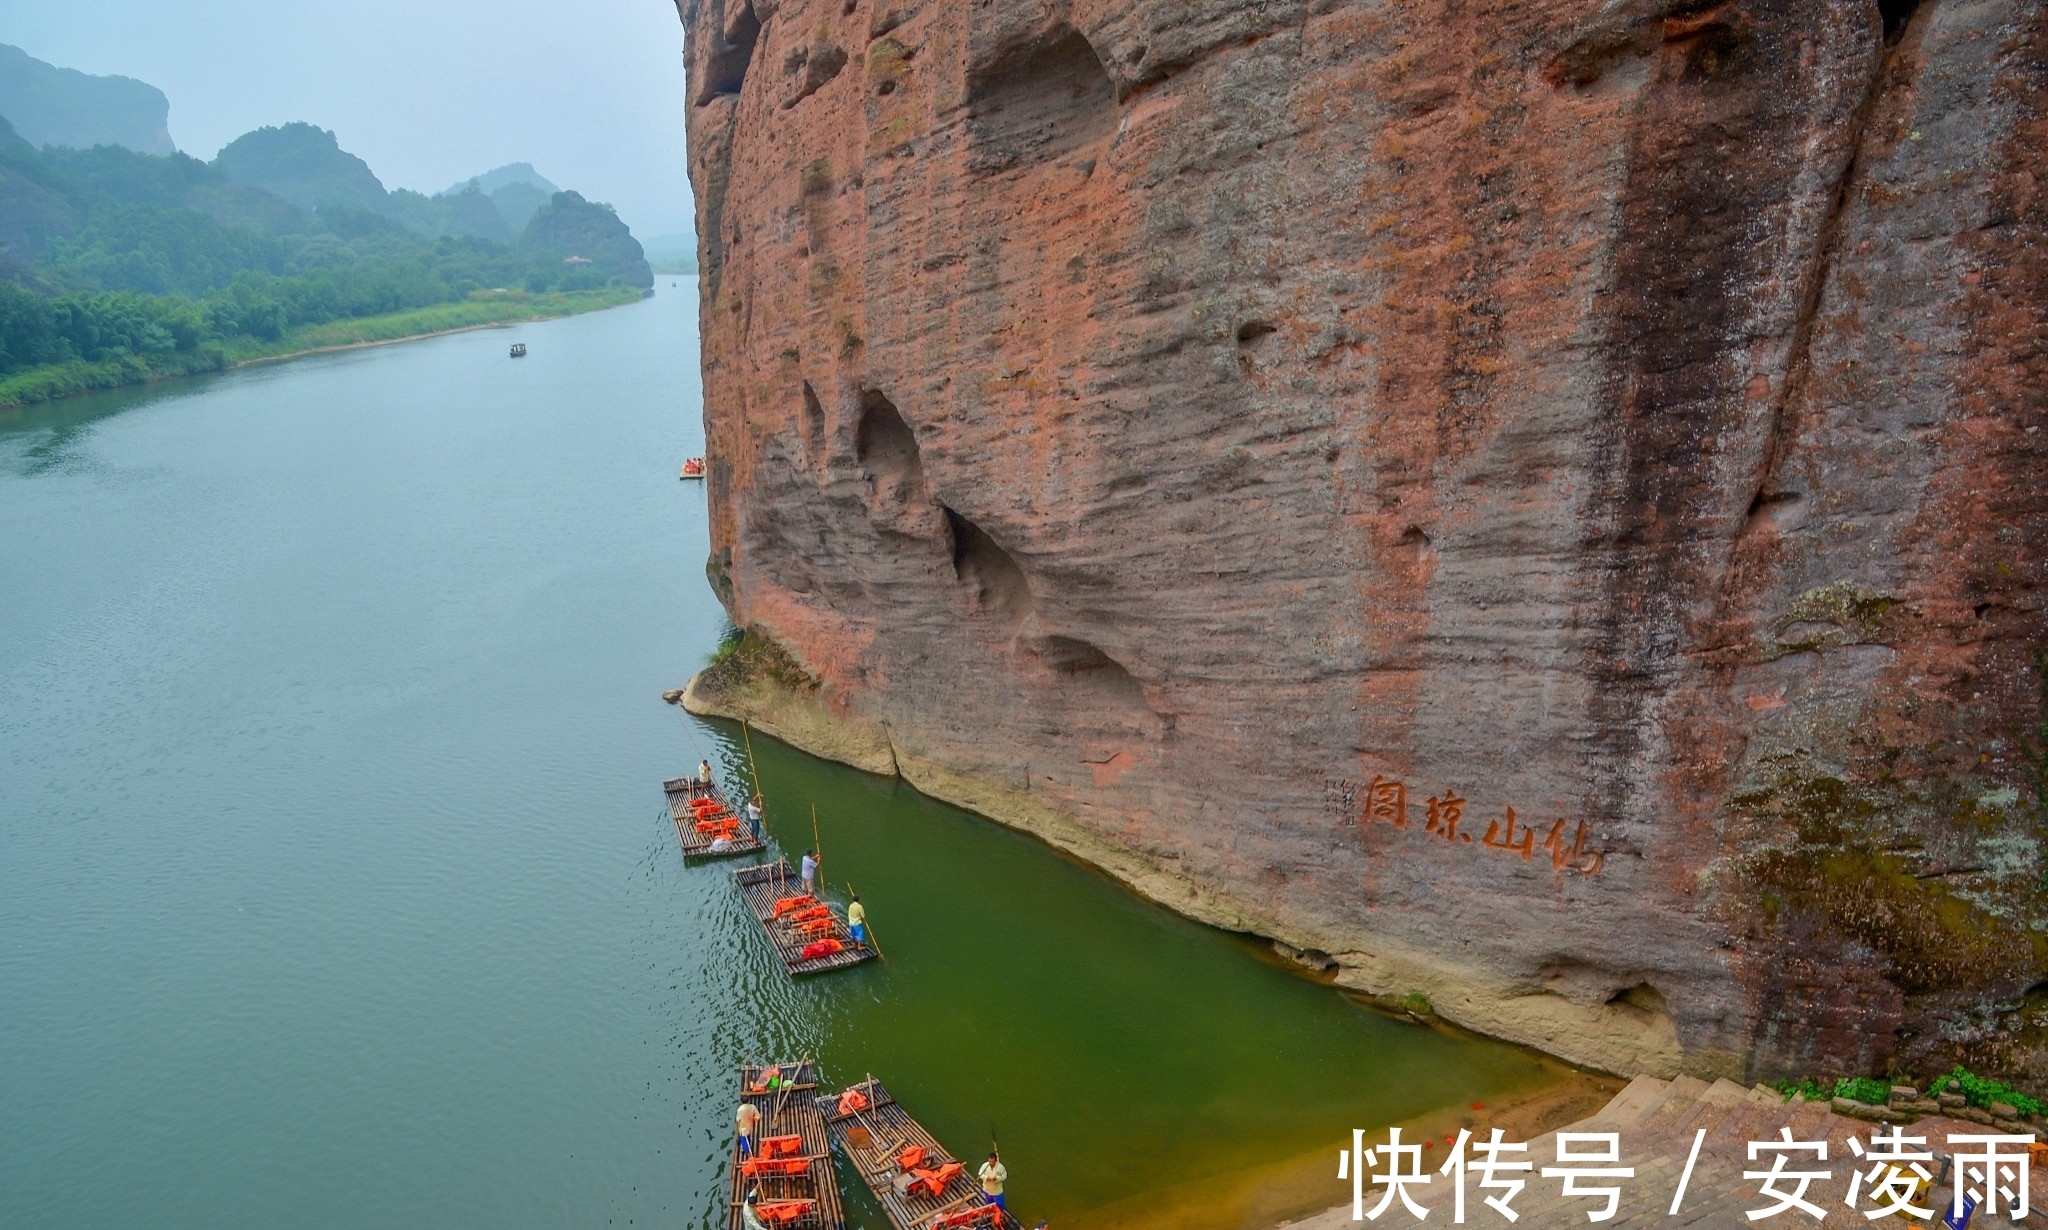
[0,284,1551,1230]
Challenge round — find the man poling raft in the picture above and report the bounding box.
[979,1152,1009,1213]
[662,759,763,862]
[726,1059,844,1230]
[820,1077,1019,1230]
[733,860,877,975]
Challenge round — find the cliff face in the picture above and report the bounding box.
[677,0,2048,1081]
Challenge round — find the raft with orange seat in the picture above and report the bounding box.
[817,1078,1019,1230]
[733,861,876,977]
[726,1060,843,1230]
[663,774,764,862]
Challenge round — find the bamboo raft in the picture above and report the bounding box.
[666,775,765,861]
[818,1078,1019,1230]
[728,1060,846,1230]
[733,861,877,976]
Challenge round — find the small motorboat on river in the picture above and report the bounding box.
[734,861,877,976]
[509,342,526,357]
[820,1078,1018,1230]
[666,776,765,861]
[728,1059,846,1230]
[680,457,705,480]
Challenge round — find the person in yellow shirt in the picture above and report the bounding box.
[979,1152,1008,1212]
[847,895,867,946]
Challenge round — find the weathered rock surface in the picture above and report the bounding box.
[675,0,2048,1081]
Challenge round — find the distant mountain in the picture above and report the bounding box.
[215,123,387,213]
[386,187,510,243]
[0,44,175,156]
[485,181,551,233]
[441,162,557,198]
[518,191,652,289]
[442,163,558,233]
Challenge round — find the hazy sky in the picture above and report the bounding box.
[0,0,699,239]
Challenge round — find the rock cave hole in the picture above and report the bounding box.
[854,389,923,488]
[1879,0,1923,44]
[695,2,761,104]
[941,505,1033,623]
[1608,982,1670,1018]
[1236,320,1276,346]
[800,381,826,456]
[1038,634,1149,711]
[966,25,1117,170]
[787,42,850,107]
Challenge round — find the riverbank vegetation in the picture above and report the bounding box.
[0,284,642,407]
[1774,1066,2044,1115]
[0,114,652,408]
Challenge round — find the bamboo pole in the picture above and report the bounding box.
[741,718,765,808]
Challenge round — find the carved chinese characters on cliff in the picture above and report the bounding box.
[1358,777,1604,875]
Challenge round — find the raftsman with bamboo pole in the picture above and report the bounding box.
[819,1077,1020,1230]
[733,860,877,977]
[728,1059,845,1230]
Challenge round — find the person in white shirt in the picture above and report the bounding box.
[800,849,818,896]
[979,1153,1008,1212]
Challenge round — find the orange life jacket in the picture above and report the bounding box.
[929,1204,1002,1230]
[787,904,831,923]
[690,796,723,812]
[772,895,816,918]
[896,1145,928,1170]
[740,1156,812,1177]
[754,1199,815,1224]
[759,1134,803,1158]
[836,1088,869,1115]
[696,819,739,835]
[910,1161,964,1198]
[800,938,846,960]
[791,919,834,938]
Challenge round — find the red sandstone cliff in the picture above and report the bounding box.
[675,0,2048,1083]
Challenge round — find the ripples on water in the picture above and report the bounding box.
[0,287,1557,1230]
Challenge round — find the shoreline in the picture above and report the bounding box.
[678,661,1685,1080]
[232,317,536,366]
[675,668,1622,1230]
[0,287,649,413]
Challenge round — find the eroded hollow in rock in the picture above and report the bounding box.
[855,390,922,487]
[1038,634,1148,708]
[942,506,1032,623]
[695,2,761,104]
[966,26,1116,169]
[800,381,826,457]
[1879,0,1922,43]
[1608,982,1670,1018]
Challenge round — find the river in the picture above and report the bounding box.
[0,284,1567,1230]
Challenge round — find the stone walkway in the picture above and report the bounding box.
[1286,1075,2038,1230]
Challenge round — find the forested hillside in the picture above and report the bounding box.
[0,113,650,405]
